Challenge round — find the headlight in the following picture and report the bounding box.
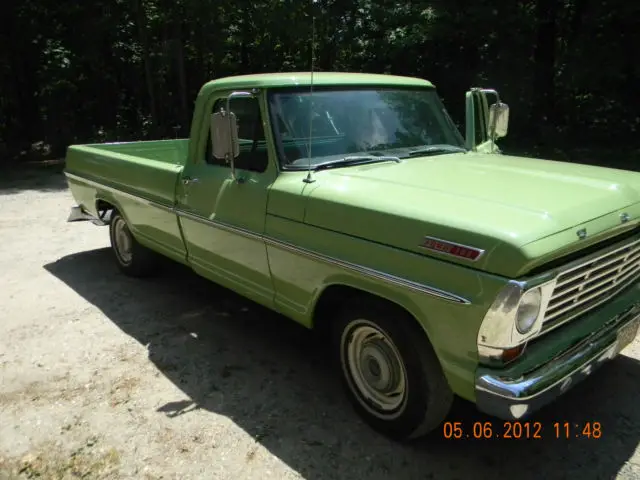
[515,288,542,334]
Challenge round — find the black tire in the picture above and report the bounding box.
[108,210,159,277]
[331,298,453,441]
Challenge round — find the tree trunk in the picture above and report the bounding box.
[3,2,42,157]
[532,0,559,139]
[133,0,158,136]
[174,21,189,134]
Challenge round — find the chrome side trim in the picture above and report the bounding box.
[262,236,470,304]
[66,171,470,305]
[65,172,175,214]
[175,209,263,241]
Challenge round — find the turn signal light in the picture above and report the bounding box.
[501,344,526,363]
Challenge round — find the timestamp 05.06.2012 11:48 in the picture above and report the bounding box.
[442,421,603,440]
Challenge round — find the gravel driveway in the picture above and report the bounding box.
[2,166,640,480]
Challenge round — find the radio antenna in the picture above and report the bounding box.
[303,1,317,184]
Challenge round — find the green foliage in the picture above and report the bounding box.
[1,0,637,161]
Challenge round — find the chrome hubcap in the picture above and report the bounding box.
[113,217,133,264]
[342,321,408,418]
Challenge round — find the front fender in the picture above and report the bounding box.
[265,214,508,401]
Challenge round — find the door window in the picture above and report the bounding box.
[205,97,269,173]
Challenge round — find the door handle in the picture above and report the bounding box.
[182,177,199,186]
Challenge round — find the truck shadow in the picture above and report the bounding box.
[44,248,640,480]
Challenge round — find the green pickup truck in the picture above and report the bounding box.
[64,72,640,441]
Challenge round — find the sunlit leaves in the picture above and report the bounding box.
[1,0,639,158]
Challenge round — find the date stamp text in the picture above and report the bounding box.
[442,421,602,440]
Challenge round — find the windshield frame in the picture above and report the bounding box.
[265,85,466,172]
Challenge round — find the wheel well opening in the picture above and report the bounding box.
[313,285,421,339]
[95,199,116,223]
[313,285,362,338]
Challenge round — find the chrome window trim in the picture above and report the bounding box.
[64,171,470,305]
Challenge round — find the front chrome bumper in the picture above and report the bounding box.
[475,300,640,420]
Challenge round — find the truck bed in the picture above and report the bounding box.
[65,139,188,210]
[87,139,189,165]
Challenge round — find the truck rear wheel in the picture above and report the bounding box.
[109,211,159,277]
[331,299,453,441]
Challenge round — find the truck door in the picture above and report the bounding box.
[175,93,276,308]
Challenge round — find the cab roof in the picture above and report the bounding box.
[198,72,434,97]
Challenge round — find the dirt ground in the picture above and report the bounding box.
[2,166,640,480]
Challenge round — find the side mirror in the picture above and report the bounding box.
[210,90,255,183]
[489,102,509,139]
[465,88,508,153]
[211,110,239,161]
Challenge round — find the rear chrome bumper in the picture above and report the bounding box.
[67,205,108,226]
[475,300,640,420]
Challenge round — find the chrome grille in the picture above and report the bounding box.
[543,238,640,329]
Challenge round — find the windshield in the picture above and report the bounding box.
[267,87,466,169]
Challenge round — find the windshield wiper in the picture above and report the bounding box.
[313,155,401,171]
[408,145,467,157]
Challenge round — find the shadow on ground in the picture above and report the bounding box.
[0,161,67,195]
[45,248,640,480]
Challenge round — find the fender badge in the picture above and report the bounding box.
[420,236,484,261]
[576,228,587,240]
[621,212,630,223]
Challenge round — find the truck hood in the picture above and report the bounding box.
[303,152,640,277]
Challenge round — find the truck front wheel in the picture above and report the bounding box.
[332,299,453,441]
[109,211,159,277]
